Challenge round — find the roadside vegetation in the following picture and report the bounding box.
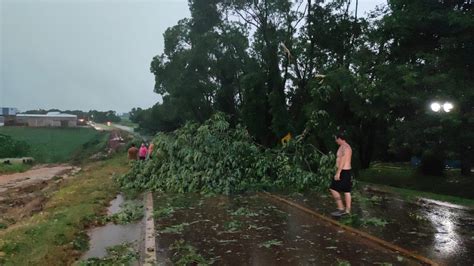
[116,117,137,129]
[0,127,104,163]
[0,133,30,158]
[359,182,474,208]
[359,162,474,199]
[70,131,110,164]
[0,155,129,265]
[78,243,139,265]
[0,164,32,175]
[103,200,144,225]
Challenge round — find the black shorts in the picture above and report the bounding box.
[330,170,352,193]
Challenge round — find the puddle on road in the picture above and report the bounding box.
[286,187,474,265]
[81,194,143,260]
[153,193,419,265]
[107,194,124,215]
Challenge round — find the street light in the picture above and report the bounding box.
[430,101,453,113]
[443,102,453,112]
[425,100,455,176]
[431,102,441,112]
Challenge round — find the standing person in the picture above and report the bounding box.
[147,142,155,160]
[330,132,353,217]
[138,143,148,161]
[127,144,139,161]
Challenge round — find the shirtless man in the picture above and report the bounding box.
[330,132,353,217]
[128,143,139,160]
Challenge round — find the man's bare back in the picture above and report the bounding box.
[336,143,352,171]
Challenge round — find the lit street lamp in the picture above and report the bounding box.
[428,100,455,174]
[442,102,453,112]
[430,102,441,112]
[430,101,453,113]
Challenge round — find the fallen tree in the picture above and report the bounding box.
[117,113,335,194]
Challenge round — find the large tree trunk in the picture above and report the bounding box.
[264,24,289,143]
[461,160,471,176]
[461,156,472,176]
[357,122,376,169]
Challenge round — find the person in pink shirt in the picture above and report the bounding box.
[138,143,148,161]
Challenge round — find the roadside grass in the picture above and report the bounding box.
[359,181,474,207]
[70,132,110,163]
[358,162,474,199]
[0,155,129,265]
[0,163,32,175]
[0,127,103,163]
[116,118,137,129]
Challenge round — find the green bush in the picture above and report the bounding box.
[116,113,335,194]
[0,134,30,158]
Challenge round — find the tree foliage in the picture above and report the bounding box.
[130,0,473,175]
[378,0,474,175]
[117,113,335,194]
[88,110,121,123]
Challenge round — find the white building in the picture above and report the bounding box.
[15,112,77,127]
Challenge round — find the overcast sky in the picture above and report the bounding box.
[0,0,385,113]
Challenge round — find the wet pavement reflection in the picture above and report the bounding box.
[286,186,474,265]
[153,193,421,265]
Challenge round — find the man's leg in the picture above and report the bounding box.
[330,189,344,210]
[344,192,351,213]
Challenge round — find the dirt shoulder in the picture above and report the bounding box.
[0,164,80,230]
[0,164,76,187]
[0,155,129,265]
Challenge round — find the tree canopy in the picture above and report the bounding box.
[131,0,473,175]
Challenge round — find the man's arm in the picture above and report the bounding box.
[334,147,346,180]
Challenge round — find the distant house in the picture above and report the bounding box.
[1,107,17,116]
[16,112,77,127]
[0,107,18,126]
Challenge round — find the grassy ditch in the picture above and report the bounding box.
[70,131,110,164]
[0,155,129,265]
[116,118,137,129]
[358,162,474,199]
[359,181,474,207]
